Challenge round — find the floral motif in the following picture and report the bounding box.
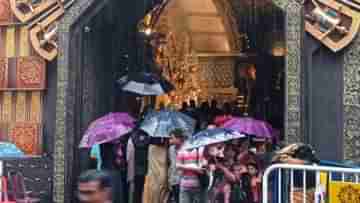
[10,123,40,155]
[16,57,45,88]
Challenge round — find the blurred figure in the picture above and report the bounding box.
[127,129,150,203]
[168,129,188,203]
[197,102,211,130]
[210,100,222,121]
[77,170,113,203]
[180,102,189,114]
[186,100,198,120]
[222,102,232,116]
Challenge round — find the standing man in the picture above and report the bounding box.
[77,170,113,203]
[176,146,207,203]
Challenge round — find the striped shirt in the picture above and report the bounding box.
[176,148,204,189]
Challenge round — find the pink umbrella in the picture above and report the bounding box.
[79,112,135,148]
[222,117,277,139]
[214,115,233,126]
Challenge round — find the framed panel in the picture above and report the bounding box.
[0,0,15,25]
[16,57,46,89]
[9,122,42,155]
[0,57,8,88]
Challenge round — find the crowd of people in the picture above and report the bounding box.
[80,100,278,203]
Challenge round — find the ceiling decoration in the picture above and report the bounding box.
[141,0,243,53]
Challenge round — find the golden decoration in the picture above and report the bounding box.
[337,185,360,203]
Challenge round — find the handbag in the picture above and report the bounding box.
[1,177,16,203]
[7,171,40,203]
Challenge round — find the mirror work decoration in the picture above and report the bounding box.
[305,0,360,52]
[0,0,75,61]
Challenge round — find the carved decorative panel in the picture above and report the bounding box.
[198,57,235,89]
[0,0,14,25]
[0,57,8,88]
[16,57,46,89]
[9,122,41,155]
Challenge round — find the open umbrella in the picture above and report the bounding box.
[117,72,174,96]
[79,112,135,148]
[222,117,276,139]
[181,128,246,150]
[140,109,195,138]
[0,142,24,157]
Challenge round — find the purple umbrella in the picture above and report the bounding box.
[79,112,135,148]
[222,117,276,139]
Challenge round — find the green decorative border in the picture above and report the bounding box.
[55,0,304,202]
[344,34,360,162]
[283,1,303,144]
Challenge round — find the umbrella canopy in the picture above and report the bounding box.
[0,142,25,157]
[79,112,135,148]
[117,72,174,96]
[181,128,246,150]
[222,117,276,138]
[140,109,195,138]
[213,115,233,126]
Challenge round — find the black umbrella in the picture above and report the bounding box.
[117,72,174,96]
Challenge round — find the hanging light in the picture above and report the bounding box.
[144,28,153,36]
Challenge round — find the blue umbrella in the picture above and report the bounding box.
[182,128,246,150]
[140,109,195,138]
[0,142,25,157]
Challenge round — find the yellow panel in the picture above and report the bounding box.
[329,181,360,203]
[19,27,30,57]
[30,91,42,122]
[5,27,16,57]
[320,172,328,186]
[2,92,12,122]
[15,92,26,122]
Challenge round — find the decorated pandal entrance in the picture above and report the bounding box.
[147,0,286,123]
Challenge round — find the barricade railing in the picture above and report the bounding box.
[262,163,360,203]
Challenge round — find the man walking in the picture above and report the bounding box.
[77,170,113,203]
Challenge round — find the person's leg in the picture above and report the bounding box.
[111,171,124,203]
[134,176,146,203]
[179,188,192,203]
[121,170,129,203]
[173,185,180,203]
[194,188,207,203]
[128,181,134,203]
[222,184,231,203]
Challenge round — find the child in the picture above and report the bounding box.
[229,162,252,203]
[214,161,252,203]
[247,162,261,203]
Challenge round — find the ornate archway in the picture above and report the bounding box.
[55,0,303,203]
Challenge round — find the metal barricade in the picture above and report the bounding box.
[262,163,360,203]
